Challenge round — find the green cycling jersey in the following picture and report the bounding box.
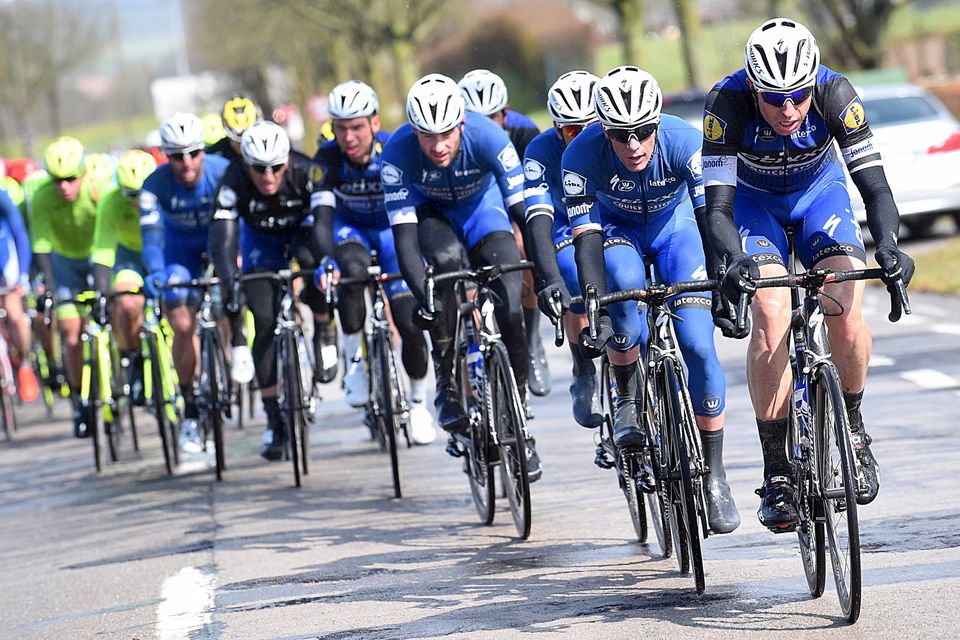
[92,187,142,268]
[30,175,108,259]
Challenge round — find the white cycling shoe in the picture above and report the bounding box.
[408,401,438,445]
[341,333,367,408]
[178,418,204,454]
[230,345,255,384]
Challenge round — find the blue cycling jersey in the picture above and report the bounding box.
[0,188,31,282]
[380,111,524,227]
[562,114,704,229]
[139,155,229,274]
[312,131,392,229]
[702,65,879,195]
[523,127,578,242]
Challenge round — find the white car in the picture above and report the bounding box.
[845,83,960,236]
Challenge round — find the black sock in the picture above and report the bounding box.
[700,428,726,479]
[523,307,541,347]
[757,417,790,479]
[262,396,281,431]
[611,363,639,404]
[569,341,595,378]
[843,389,864,431]
[181,384,198,419]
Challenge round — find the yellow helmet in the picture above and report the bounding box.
[116,149,157,193]
[44,136,85,179]
[201,112,226,145]
[84,153,115,184]
[221,94,262,142]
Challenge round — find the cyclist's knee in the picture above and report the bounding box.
[607,300,643,351]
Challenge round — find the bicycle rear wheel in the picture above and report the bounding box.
[489,342,531,539]
[456,334,495,524]
[790,403,826,598]
[0,384,14,440]
[85,343,103,473]
[816,363,861,623]
[145,333,175,475]
[373,330,403,498]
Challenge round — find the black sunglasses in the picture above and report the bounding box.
[757,86,814,108]
[53,175,79,184]
[168,149,203,162]
[604,122,658,144]
[250,163,286,174]
[120,187,140,199]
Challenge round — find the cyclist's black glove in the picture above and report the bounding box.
[413,300,441,331]
[577,312,614,360]
[712,293,751,339]
[720,255,760,303]
[536,281,569,324]
[874,244,915,288]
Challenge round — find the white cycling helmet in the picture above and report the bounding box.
[328,80,380,120]
[241,121,290,166]
[744,18,820,92]
[406,74,465,134]
[593,66,662,128]
[547,70,599,125]
[158,113,205,153]
[458,69,508,116]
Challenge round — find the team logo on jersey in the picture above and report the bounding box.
[687,149,702,178]
[562,170,587,196]
[758,127,777,142]
[497,145,521,171]
[217,186,237,208]
[309,165,325,184]
[616,180,635,191]
[523,158,545,182]
[139,191,157,211]
[703,111,726,143]
[757,238,772,248]
[381,162,402,185]
[840,97,867,134]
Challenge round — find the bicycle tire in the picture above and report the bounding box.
[104,343,123,464]
[815,363,861,623]
[599,357,643,540]
[373,329,402,498]
[790,401,826,598]
[665,362,705,594]
[209,331,228,479]
[654,361,689,574]
[145,334,175,475]
[456,333,495,524]
[489,342,531,539]
[279,332,302,488]
[84,337,103,473]
[640,369,671,557]
[0,385,13,440]
[294,330,311,477]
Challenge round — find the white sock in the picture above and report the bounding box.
[341,332,363,364]
[409,377,428,404]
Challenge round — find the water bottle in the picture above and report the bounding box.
[466,342,482,395]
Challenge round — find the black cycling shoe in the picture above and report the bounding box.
[73,406,91,438]
[435,383,468,435]
[704,475,741,534]
[525,437,542,483]
[850,428,880,505]
[756,475,798,533]
[612,400,645,449]
[570,373,602,428]
[527,337,551,397]
[314,318,339,384]
[260,427,285,461]
[124,352,146,407]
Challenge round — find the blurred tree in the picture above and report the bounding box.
[0,0,103,155]
[592,0,646,66]
[804,0,915,69]
[673,0,703,88]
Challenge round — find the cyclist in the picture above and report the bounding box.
[0,186,38,402]
[201,112,226,147]
[311,80,438,445]
[559,66,739,533]
[207,93,262,162]
[31,136,112,435]
[92,150,157,405]
[523,70,608,428]
[382,73,541,478]
[140,113,234,453]
[210,120,329,461]
[459,68,550,397]
[700,18,915,531]
[83,153,116,185]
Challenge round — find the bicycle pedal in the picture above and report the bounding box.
[445,437,465,458]
[766,521,798,534]
[594,450,614,469]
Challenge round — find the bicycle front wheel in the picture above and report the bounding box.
[815,363,861,623]
[456,333,495,524]
[372,330,402,498]
[198,329,226,481]
[145,332,176,475]
[489,342,531,539]
[279,332,303,488]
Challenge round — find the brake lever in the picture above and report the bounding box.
[551,288,565,347]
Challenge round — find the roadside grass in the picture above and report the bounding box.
[908,235,960,295]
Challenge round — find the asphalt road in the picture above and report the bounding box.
[2,283,959,639]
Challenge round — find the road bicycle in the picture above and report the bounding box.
[326,254,411,498]
[428,262,535,539]
[733,230,911,622]
[141,296,182,475]
[566,274,718,593]
[236,269,317,488]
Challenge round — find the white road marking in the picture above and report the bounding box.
[900,368,959,391]
[869,354,895,367]
[157,566,215,639]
